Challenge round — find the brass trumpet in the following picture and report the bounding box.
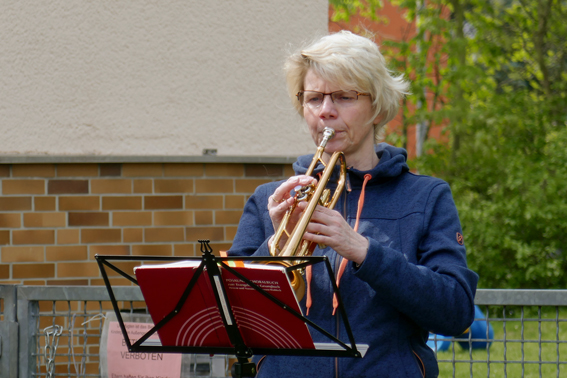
[269,127,347,300]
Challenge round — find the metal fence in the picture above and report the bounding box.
[435,290,567,378]
[1,285,566,378]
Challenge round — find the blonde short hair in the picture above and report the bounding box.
[284,31,410,143]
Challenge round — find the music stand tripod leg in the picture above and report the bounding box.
[196,240,256,378]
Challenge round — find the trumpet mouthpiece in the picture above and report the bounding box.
[320,127,335,148]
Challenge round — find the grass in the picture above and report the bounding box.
[435,306,567,378]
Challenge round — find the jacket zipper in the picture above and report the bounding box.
[335,186,350,378]
[335,251,341,378]
[412,350,426,378]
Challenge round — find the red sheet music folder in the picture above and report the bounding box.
[135,261,315,350]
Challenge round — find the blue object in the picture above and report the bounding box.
[457,305,494,349]
[428,305,494,352]
[427,333,452,352]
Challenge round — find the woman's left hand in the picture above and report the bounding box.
[301,205,368,265]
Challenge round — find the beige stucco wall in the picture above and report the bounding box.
[0,1,327,158]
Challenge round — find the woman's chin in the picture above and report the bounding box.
[323,144,346,156]
[326,136,349,150]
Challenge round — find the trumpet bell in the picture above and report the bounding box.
[262,260,306,302]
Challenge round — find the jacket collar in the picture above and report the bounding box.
[292,143,409,186]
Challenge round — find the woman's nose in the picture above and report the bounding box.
[318,95,338,118]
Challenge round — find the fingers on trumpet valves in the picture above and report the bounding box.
[269,195,285,204]
[269,176,317,208]
[290,175,317,188]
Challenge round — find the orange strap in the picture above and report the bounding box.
[219,250,246,267]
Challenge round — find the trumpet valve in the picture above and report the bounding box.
[295,183,315,202]
[319,189,331,206]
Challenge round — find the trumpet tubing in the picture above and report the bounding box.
[269,127,347,300]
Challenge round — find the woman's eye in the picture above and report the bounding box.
[338,93,356,101]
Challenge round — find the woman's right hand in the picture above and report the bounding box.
[267,175,317,250]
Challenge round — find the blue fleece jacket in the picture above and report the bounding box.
[228,143,478,378]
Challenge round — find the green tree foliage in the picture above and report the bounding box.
[331,0,567,289]
[329,0,384,21]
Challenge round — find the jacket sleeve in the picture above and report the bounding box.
[228,184,274,258]
[354,182,478,336]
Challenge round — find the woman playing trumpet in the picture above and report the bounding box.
[228,31,478,378]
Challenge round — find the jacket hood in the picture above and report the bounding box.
[292,143,409,185]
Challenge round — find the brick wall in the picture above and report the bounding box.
[0,161,294,286]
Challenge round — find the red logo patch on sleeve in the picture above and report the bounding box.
[456,232,464,245]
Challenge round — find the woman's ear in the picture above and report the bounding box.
[372,112,384,125]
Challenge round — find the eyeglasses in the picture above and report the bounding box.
[296,90,371,109]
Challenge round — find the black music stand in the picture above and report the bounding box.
[96,240,364,378]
